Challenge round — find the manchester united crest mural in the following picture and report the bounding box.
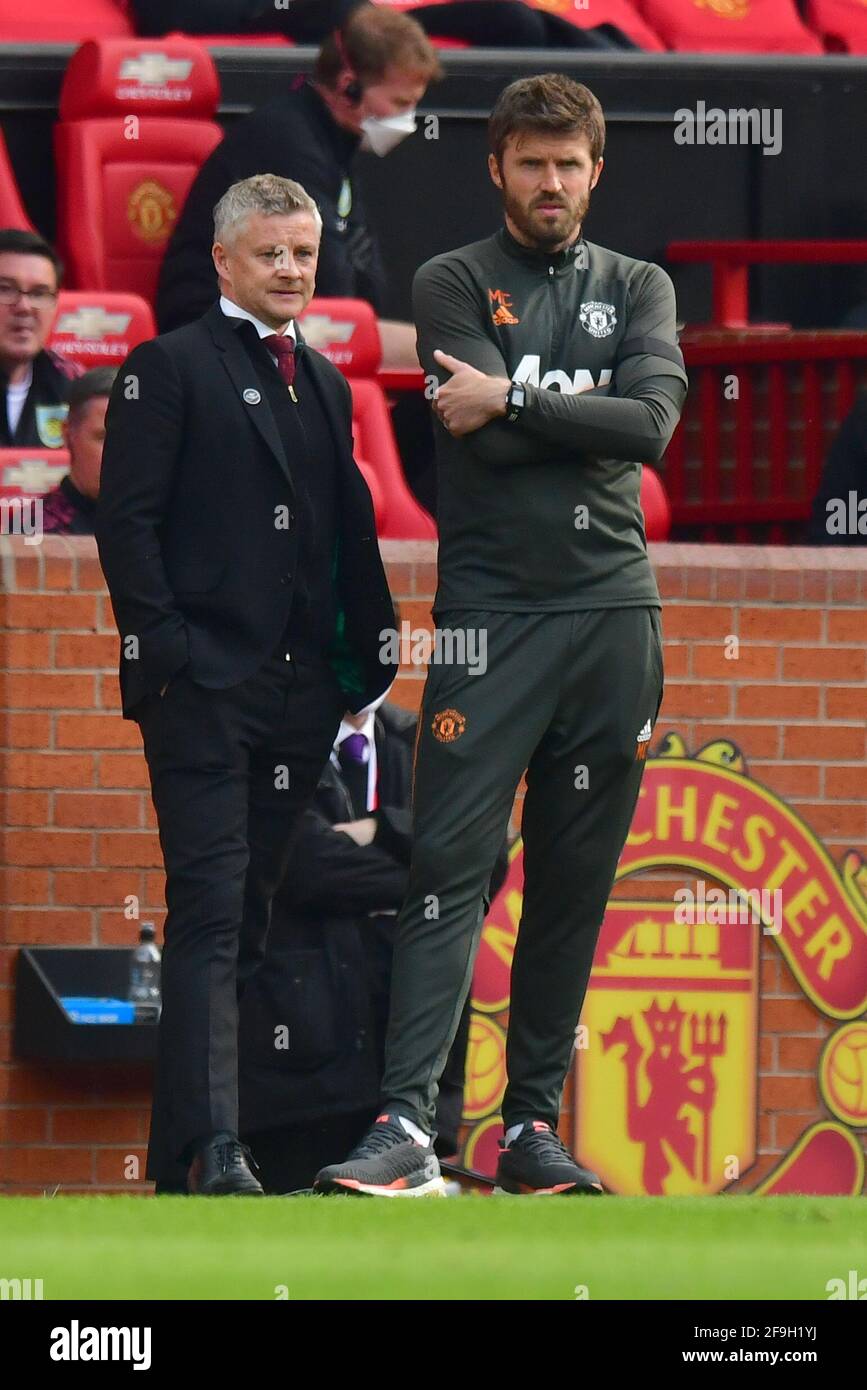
[461,737,867,1196]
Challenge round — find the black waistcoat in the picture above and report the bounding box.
[236,320,340,656]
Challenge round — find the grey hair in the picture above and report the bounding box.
[213,173,323,245]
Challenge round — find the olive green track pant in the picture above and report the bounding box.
[381,605,664,1136]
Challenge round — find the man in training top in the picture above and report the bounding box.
[316,73,687,1198]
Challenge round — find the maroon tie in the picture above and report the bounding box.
[263,333,296,391]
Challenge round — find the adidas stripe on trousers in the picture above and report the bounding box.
[381,605,664,1135]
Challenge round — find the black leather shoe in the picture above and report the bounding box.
[187,1132,265,1196]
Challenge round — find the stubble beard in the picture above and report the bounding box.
[502,182,591,252]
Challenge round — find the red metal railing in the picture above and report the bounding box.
[667,241,867,330]
[666,331,867,541]
[375,323,867,544]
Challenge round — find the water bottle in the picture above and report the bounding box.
[129,922,162,1022]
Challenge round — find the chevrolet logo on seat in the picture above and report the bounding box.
[4,458,67,491]
[300,315,356,348]
[119,55,193,84]
[55,308,132,337]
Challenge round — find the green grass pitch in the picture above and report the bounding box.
[2,1195,866,1300]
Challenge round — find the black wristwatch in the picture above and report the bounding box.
[506,380,526,423]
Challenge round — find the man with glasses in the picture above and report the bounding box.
[0,229,79,451]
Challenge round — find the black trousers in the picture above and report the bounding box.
[136,642,345,1183]
[380,606,664,1135]
[243,1111,374,1194]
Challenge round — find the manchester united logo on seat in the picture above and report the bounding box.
[432,708,467,743]
[127,179,177,243]
[694,0,749,18]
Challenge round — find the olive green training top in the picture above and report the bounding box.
[412,224,688,614]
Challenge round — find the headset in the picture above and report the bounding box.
[332,27,363,105]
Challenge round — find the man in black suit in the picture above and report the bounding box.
[237,695,509,1193]
[96,172,397,1195]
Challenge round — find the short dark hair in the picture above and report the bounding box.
[488,75,606,169]
[0,228,63,285]
[67,367,117,419]
[315,6,442,90]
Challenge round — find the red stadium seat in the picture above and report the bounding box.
[804,0,867,51]
[640,465,671,540]
[0,449,70,499]
[0,0,133,41]
[48,291,156,370]
[299,297,383,378]
[299,297,437,541]
[349,380,437,539]
[635,0,822,52]
[0,127,35,231]
[523,0,665,49]
[54,38,223,300]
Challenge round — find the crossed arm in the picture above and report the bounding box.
[413,257,688,466]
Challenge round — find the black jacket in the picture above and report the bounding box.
[238,703,510,1148]
[131,0,364,43]
[41,475,96,535]
[155,80,385,333]
[0,346,80,450]
[96,302,397,718]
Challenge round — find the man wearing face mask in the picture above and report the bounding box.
[156,7,441,370]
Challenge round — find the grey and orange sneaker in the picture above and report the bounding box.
[314,1113,447,1197]
[495,1121,605,1195]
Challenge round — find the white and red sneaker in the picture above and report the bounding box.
[314,1113,446,1197]
[495,1121,605,1195]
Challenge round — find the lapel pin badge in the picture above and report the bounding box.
[243,388,261,405]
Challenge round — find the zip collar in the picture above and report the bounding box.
[496,223,586,276]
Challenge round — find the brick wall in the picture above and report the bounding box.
[1,536,865,1192]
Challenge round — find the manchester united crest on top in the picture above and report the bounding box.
[579,301,617,338]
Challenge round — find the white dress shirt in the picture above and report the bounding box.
[6,363,33,436]
[331,713,378,814]
[219,295,297,361]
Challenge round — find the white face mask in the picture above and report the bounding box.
[359,109,417,157]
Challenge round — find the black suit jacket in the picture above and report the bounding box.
[238,703,510,1148]
[238,704,416,1139]
[96,303,397,719]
